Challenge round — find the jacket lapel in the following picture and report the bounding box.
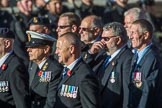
[0,54,14,75]
[101,60,117,87]
[29,62,39,86]
[58,59,81,89]
[101,46,127,91]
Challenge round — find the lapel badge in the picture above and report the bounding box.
[38,70,43,76]
[112,61,115,66]
[67,70,72,77]
[33,17,38,23]
[1,64,7,71]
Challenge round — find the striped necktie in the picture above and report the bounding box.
[62,67,69,79]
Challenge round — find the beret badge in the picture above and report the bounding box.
[33,17,38,23]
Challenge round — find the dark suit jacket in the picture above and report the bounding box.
[29,57,63,108]
[128,45,162,108]
[0,52,30,108]
[55,58,100,108]
[101,46,133,108]
[92,46,133,108]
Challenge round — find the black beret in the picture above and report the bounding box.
[28,17,50,26]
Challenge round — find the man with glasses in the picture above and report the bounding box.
[56,12,81,38]
[79,15,103,45]
[79,15,103,61]
[88,22,133,108]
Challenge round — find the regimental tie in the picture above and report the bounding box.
[98,55,111,77]
[133,53,139,72]
[131,52,139,81]
[102,55,111,70]
[62,67,69,79]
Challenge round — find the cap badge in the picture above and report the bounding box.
[33,17,38,23]
[0,28,9,35]
[27,33,31,41]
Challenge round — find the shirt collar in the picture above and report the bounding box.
[0,51,13,67]
[137,44,151,64]
[109,45,126,62]
[66,56,82,71]
[38,59,47,69]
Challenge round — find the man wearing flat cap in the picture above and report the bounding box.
[26,31,63,108]
[0,27,30,108]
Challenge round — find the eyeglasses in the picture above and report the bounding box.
[101,36,117,41]
[57,25,71,29]
[79,27,93,32]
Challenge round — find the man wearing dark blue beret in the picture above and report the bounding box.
[0,27,30,108]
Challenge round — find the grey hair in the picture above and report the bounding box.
[124,7,147,21]
[103,22,128,43]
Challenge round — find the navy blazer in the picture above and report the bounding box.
[55,58,100,108]
[0,52,30,108]
[29,58,63,108]
[128,45,162,108]
[96,46,133,108]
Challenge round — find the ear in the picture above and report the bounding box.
[69,45,75,54]
[143,31,150,40]
[44,45,50,54]
[116,36,121,45]
[4,39,11,49]
[71,25,77,33]
[93,27,101,35]
[43,26,49,33]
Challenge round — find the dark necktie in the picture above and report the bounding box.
[102,55,111,69]
[133,53,138,71]
[97,55,111,77]
[62,67,69,79]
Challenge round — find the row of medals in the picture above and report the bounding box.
[0,81,9,92]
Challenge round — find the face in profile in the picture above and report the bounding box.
[129,24,144,50]
[55,37,71,65]
[56,16,72,37]
[27,46,47,64]
[0,38,5,57]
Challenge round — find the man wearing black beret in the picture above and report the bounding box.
[0,27,30,108]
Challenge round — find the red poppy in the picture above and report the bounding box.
[1,64,7,71]
[38,71,42,76]
[67,70,72,76]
